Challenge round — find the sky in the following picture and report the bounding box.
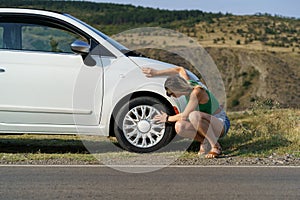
[83,0,300,18]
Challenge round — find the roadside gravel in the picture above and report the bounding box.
[0,153,299,166]
[172,153,300,166]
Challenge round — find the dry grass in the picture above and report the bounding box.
[0,107,299,163]
[113,15,300,54]
[221,107,300,157]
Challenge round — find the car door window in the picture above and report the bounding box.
[21,24,87,53]
[0,21,88,53]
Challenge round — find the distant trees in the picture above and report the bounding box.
[1,0,298,51]
[203,14,299,50]
[0,0,226,34]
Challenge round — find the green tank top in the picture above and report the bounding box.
[186,80,220,114]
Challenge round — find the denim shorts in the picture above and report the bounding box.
[214,109,231,137]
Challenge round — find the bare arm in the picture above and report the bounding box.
[154,89,200,123]
[142,66,189,80]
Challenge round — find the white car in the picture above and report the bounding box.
[0,8,186,153]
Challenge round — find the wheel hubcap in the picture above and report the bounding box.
[123,105,165,149]
[137,120,151,133]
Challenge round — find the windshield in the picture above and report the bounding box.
[64,14,129,53]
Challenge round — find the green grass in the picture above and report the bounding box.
[220,108,300,157]
[0,108,299,163]
[0,134,96,163]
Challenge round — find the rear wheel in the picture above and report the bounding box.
[113,96,175,153]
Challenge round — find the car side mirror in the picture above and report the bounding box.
[71,40,90,55]
[71,40,96,66]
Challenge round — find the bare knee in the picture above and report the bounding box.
[175,121,185,135]
[188,111,202,124]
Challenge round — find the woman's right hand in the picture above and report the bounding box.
[142,67,158,77]
[153,111,168,123]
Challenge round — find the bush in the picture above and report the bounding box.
[231,99,240,107]
[250,98,281,111]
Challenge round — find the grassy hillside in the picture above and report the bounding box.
[224,107,300,157]
[0,0,299,110]
[0,0,224,34]
[185,15,300,53]
[1,0,299,51]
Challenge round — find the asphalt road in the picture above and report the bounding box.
[0,166,299,200]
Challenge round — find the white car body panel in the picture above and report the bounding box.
[0,8,186,137]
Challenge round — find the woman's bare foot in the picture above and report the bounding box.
[198,139,210,156]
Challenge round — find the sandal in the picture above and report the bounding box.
[205,143,222,159]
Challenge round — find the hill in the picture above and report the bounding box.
[208,48,300,110]
[0,0,299,110]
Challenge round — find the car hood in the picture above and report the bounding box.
[128,56,176,69]
[128,56,188,113]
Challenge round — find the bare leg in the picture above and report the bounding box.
[188,111,225,157]
[198,138,210,155]
[174,120,211,154]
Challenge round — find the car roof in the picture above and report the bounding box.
[0,8,63,16]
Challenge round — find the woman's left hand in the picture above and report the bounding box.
[154,111,168,123]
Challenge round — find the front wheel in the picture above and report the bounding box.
[113,96,175,153]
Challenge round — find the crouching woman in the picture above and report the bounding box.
[154,75,230,158]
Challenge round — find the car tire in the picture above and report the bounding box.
[113,96,175,153]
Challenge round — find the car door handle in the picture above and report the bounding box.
[0,68,5,73]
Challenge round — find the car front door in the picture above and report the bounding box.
[0,16,103,126]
